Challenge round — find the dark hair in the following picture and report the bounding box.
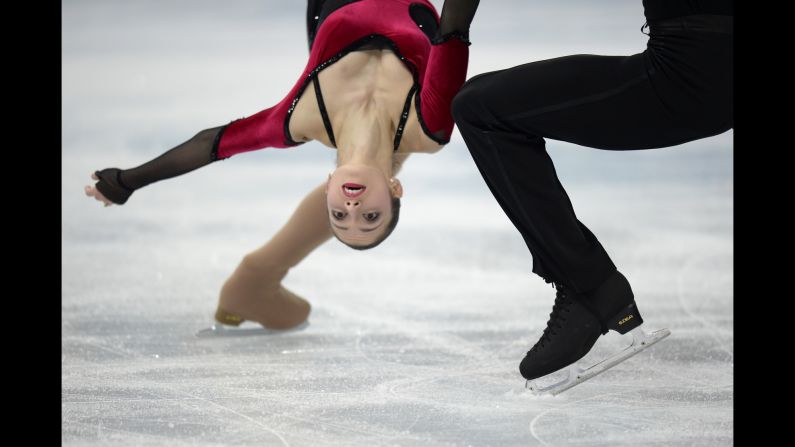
[332,196,401,250]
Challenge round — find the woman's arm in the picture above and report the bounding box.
[86,125,226,205]
[438,0,481,40]
[87,100,302,206]
[415,0,480,146]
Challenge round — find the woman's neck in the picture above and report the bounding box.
[335,103,394,177]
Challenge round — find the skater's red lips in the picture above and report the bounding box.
[342,183,366,198]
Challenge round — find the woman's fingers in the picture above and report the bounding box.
[88,172,112,206]
[84,183,113,207]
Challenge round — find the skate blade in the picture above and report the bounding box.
[526,326,671,396]
[195,321,309,338]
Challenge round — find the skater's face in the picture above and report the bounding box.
[326,164,403,248]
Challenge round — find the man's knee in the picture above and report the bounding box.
[452,72,499,129]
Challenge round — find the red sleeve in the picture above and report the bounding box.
[215,101,303,160]
[417,37,469,144]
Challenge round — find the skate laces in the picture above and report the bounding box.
[532,284,573,351]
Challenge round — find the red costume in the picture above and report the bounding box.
[216,0,469,159]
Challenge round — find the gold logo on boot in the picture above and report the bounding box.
[618,315,634,325]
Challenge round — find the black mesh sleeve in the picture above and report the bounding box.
[434,0,480,44]
[93,125,226,205]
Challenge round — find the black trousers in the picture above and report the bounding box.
[451,14,733,294]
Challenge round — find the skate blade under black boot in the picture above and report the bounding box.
[525,324,671,396]
[526,300,670,395]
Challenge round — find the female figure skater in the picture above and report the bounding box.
[451,0,732,393]
[85,0,480,330]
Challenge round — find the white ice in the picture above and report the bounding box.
[62,1,733,445]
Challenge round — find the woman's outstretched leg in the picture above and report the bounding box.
[216,182,333,329]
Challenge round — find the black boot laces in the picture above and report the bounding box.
[530,283,573,352]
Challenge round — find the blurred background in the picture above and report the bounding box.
[63,1,732,445]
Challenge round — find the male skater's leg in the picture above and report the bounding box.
[451,16,732,381]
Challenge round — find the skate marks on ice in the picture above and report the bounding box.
[348,299,686,443]
[195,321,310,338]
[350,308,727,446]
[675,246,734,362]
[67,396,305,447]
[62,241,733,446]
[63,293,732,446]
[63,316,379,445]
[347,304,526,406]
[64,308,516,445]
[62,205,733,445]
[62,336,294,446]
[528,385,733,446]
[63,387,292,446]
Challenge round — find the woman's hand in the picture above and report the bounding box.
[84,173,113,207]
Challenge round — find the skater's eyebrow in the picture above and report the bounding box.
[331,222,383,233]
[360,222,384,233]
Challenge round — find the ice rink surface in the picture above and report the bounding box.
[62,1,733,445]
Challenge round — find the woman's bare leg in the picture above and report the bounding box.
[216,182,333,329]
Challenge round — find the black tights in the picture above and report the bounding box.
[452,14,732,293]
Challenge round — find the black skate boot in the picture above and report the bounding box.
[520,270,666,395]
